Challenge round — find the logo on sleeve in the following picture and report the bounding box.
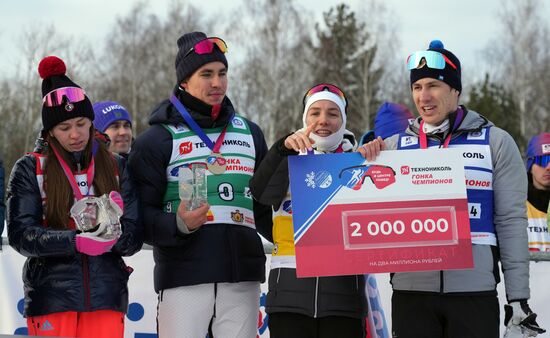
[231,117,247,130]
[467,129,486,140]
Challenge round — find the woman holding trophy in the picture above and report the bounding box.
[6,56,142,338]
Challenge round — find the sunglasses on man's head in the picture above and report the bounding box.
[533,155,550,167]
[406,50,457,70]
[42,87,86,107]
[184,37,228,58]
[303,83,347,106]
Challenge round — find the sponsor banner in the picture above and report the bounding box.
[0,244,271,337]
[288,149,473,277]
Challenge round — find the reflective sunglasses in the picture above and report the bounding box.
[184,37,228,58]
[533,155,550,167]
[406,50,457,70]
[303,83,347,106]
[43,87,86,107]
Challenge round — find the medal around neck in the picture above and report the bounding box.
[207,152,227,175]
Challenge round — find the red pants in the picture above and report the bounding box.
[27,310,124,338]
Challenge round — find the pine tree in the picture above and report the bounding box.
[467,74,525,151]
[310,4,382,137]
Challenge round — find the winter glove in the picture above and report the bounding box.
[76,232,118,256]
[503,300,546,338]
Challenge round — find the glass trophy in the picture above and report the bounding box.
[179,163,208,210]
[70,193,123,240]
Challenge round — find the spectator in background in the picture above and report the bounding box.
[374,102,414,140]
[93,101,133,155]
[358,102,414,145]
[525,132,550,252]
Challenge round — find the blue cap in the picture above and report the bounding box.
[92,101,132,132]
[374,102,414,140]
[525,132,550,170]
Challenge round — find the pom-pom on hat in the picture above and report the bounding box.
[410,40,462,93]
[525,132,550,170]
[374,102,414,140]
[175,31,228,85]
[39,56,94,131]
[92,101,132,133]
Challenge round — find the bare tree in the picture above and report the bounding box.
[484,0,550,137]
[13,25,69,152]
[0,79,22,177]
[225,0,315,144]
[357,1,410,111]
[89,0,210,134]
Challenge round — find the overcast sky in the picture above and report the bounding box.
[1,0,549,81]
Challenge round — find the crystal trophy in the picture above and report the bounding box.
[179,163,208,210]
[70,193,123,240]
[178,166,194,202]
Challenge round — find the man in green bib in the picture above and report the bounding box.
[128,31,271,338]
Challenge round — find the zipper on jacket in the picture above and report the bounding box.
[439,270,444,294]
[82,256,91,310]
[313,277,319,318]
[276,268,281,284]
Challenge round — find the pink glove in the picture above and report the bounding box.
[76,233,118,256]
[109,191,124,213]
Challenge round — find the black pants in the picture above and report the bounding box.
[392,291,499,338]
[268,312,365,338]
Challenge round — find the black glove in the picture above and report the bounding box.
[503,300,545,337]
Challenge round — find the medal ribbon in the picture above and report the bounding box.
[170,94,230,153]
[50,144,95,201]
[418,107,465,149]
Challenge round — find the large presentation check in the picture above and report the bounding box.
[288,148,473,277]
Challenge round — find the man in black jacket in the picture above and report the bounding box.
[128,31,271,338]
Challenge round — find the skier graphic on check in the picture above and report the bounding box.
[339,164,396,190]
